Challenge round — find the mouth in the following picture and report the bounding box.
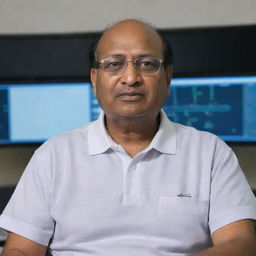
[118,92,144,101]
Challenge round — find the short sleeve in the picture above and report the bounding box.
[0,149,55,246]
[209,142,256,233]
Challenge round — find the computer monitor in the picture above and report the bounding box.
[0,82,92,144]
[165,76,256,142]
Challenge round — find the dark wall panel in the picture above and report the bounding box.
[0,34,96,82]
[169,26,256,76]
[0,25,256,83]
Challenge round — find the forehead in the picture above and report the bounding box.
[96,22,163,59]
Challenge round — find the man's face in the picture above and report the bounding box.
[90,21,172,121]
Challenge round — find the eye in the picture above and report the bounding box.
[137,58,159,71]
[108,61,122,67]
[104,59,125,71]
[140,60,154,67]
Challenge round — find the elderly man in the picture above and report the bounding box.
[0,19,256,256]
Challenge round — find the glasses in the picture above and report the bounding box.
[96,57,164,75]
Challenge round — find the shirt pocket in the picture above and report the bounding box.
[158,196,210,250]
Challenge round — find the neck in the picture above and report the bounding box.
[105,113,160,157]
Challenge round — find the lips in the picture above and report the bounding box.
[117,91,144,101]
[119,92,142,96]
[117,90,143,97]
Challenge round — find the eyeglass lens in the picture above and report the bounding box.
[100,57,162,74]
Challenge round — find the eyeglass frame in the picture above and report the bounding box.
[95,56,164,75]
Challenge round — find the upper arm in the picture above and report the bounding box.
[211,219,256,246]
[1,232,47,256]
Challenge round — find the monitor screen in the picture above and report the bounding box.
[0,76,256,144]
[165,76,256,142]
[0,83,93,144]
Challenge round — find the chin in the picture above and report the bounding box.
[106,106,159,120]
[117,109,153,119]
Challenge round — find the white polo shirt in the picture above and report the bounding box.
[1,111,256,256]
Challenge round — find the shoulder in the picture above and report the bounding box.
[35,122,93,156]
[171,121,232,155]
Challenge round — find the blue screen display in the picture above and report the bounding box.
[0,76,256,144]
[0,83,92,144]
[164,76,256,142]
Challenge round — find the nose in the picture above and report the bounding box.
[120,61,142,86]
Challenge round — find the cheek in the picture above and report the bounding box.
[152,79,170,98]
[95,76,118,101]
[152,83,170,106]
[94,76,109,96]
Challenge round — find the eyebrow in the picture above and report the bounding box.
[104,53,160,59]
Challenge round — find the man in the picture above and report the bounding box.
[0,19,256,256]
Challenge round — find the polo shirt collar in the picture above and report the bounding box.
[149,110,177,155]
[88,109,177,155]
[88,112,112,155]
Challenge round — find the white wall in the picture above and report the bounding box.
[0,0,256,34]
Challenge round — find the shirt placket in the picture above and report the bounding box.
[122,158,143,205]
[112,146,144,205]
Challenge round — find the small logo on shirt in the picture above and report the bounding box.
[177,193,192,198]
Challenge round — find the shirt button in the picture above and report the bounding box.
[131,164,137,171]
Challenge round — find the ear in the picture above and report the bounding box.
[165,66,173,96]
[165,66,173,85]
[90,68,98,97]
